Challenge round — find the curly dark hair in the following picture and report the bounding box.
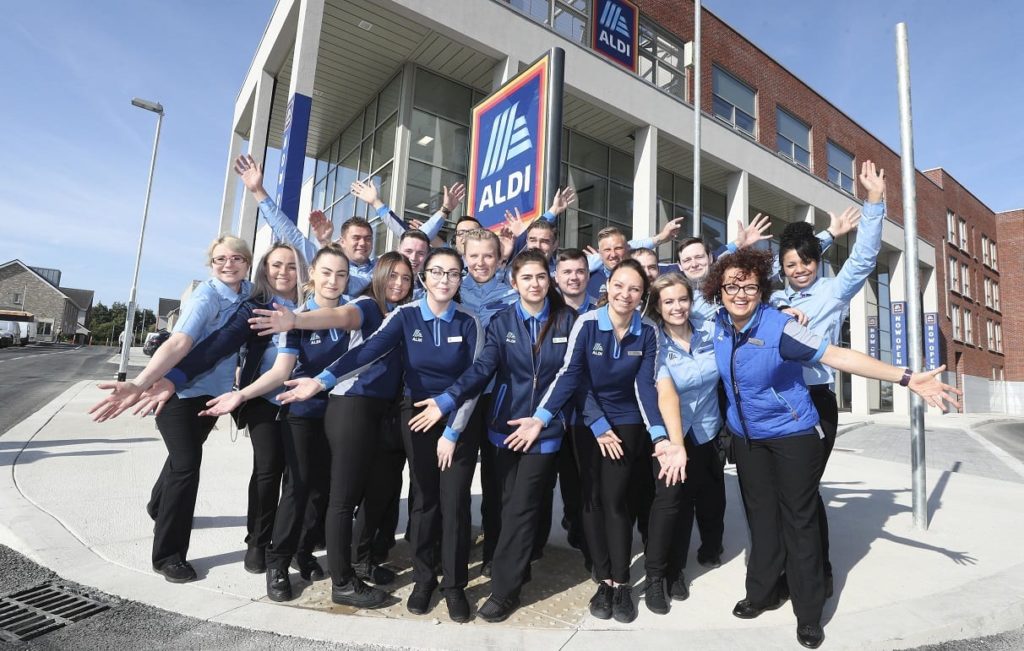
[701,248,775,305]
[779,221,821,264]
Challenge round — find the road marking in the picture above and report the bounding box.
[0,346,83,364]
[965,427,1024,480]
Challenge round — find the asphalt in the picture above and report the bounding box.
[2,374,1024,650]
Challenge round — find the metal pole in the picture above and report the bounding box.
[692,0,702,238]
[118,110,163,381]
[895,23,927,530]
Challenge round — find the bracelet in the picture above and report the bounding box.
[441,207,452,216]
[651,435,668,446]
[898,368,913,387]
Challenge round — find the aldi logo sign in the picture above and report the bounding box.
[469,49,564,230]
[593,0,638,72]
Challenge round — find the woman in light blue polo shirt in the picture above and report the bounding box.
[89,235,256,584]
[642,272,725,614]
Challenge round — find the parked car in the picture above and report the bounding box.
[143,329,171,356]
[0,331,14,348]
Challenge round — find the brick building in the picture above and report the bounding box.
[218,0,1018,413]
[0,260,86,343]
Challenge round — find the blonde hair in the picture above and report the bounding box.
[206,235,252,267]
[462,228,501,256]
[645,272,692,323]
[252,242,308,305]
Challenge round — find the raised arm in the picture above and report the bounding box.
[235,154,318,264]
[833,161,886,300]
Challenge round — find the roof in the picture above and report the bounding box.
[157,298,181,317]
[0,260,73,302]
[61,287,95,312]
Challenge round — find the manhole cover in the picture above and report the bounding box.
[0,583,112,642]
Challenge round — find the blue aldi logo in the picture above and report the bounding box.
[593,0,638,72]
[469,56,554,230]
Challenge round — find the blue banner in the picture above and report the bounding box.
[593,0,638,72]
[891,301,907,367]
[867,315,879,359]
[469,54,560,230]
[924,312,941,370]
[275,92,312,225]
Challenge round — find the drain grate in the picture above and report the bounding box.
[0,583,111,642]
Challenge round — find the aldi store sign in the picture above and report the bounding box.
[469,50,564,230]
[593,0,638,72]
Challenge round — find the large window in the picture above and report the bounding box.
[639,20,686,99]
[963,309,974,345]
[952,305,962,341]
[994,322,1003,352]
[946,210,956,242]
[993,282,1000,311]
[958,218,969,251]
[982,235,990,266]
[776,108,810,169]
[712,66,756,136]
[867,259,893,412]
[961,263,971,298]
[559,130,634,247]
[984,277,992,308]
[509,0,591,45]
[990,242,998,270]
[826,141,855,194]
[656,169,728,258]
[987,319,995,350]
[948,257,959,293]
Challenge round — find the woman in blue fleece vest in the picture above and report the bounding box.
[703,248,959,649]
[408,248,578,622]
[508,259,687,624]
[278,248,483,623]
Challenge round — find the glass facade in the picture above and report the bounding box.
[656,170,727,261]
[867,258,894,412]
[559,131,634,248]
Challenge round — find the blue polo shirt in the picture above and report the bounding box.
[172,278,252,399]
[656,320,722,445]
[256,295,297,405]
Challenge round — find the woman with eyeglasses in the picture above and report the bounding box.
[703,248,960,649]
[507,259,686,624]
[277,248,483,623]
[88,236,257,584]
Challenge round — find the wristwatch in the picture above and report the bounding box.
[651,435,668,446]
[898,368,913,387]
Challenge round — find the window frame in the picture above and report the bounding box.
[826,140,856,195]
[958,218,969,251]
[948,257,959,293]
[775,107,811,169]
[963,309,973,345]
[982,235,990,266]
[961,263,971,298]
[711,65,757,137]
[952,304,962,341]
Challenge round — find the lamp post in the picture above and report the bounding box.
[117,97,164,381]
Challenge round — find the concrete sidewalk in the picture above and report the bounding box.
[2,381,1023,649]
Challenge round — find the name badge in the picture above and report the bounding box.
[552,337,568,344]
[447,336,463,343]
[748,338,764,346]
[697,344,713,353]
[627,350,643,357]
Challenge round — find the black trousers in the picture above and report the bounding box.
[490,448,558,599]
[401,397,481,589]
[476,400,501,564]
[643,451,686,579]
[808,385,838,577]
[150,394,217,567]
[532,434,587,562]
[265,413,330,571]
[680,436,727,568]
[577,423,651,584]
[322,395,392,582]
[733,432,825,627]
[244,398,287,550]
[352,398,406,566]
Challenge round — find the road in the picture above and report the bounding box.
[973,420,1024,463]
[0,344,115,436]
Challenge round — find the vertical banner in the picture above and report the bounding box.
[867,315,879,359]
[924,312,940,370]
[275,92,313,224]
[592,0,639,72]
[891,301,907,367]
[468,48,564,231]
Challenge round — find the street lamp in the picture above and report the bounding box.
[117,97,164,381]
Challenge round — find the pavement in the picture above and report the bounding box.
[2,380,1023,650]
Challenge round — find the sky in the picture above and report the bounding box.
[2,1,1021,312]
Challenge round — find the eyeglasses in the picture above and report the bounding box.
[211,255,248,266]
[425,267,464,282]
[722,283,760,296]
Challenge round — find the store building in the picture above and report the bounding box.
[218,0,1018,413]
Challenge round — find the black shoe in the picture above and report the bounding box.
[354,561,396,586]
[480,561,492,578]
[697,546,724,568]
[478,594,520,623]
[732,594,787,619]
[443,587,471,623]
[244,546,266,574]
[644,577,669,615]
[797,624,825,649]
[406,581,436,615]
[153,560,196,583]
[668,573,690,601]
[291,553,325,581]
[589,583,614,620]
[825,572,834,599]
[612,584,636,623]
[331,577,388,608]
[266,568,292,602]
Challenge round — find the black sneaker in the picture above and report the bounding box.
[153,560,196,584]
[797,624,825,649]
[589,583,614,620]
[612,584,637,623]
[443,587,471,623]
[244,546,266,574]
[406,580,436,615]
[354,561,396,586]
[478,594,520,623]
[697,546,724,568]
[480,561,492,577]
[332,577,388,608]
[291,553,325,581]
[669,573,690,601]
[644,577,669,615]
[266,568,292,602]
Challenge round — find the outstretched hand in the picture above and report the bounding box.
[657,217,686,244]
[249,303,296,336]
[443,183,466,212]
[134,378,175,417]
[597,430,624,459]
[276,377,322,404]
[828,206,862,238]
[351,179,382,208]
[503,207,526,237]
[653,440,687,486]
[88,382,144,422]
[548,187,577,216]
[409,398,444,432]
[734,213,772,249]
[309,210,335,246]
[198,391,245,418]
[859,160,885,204]
[907,365,962,412]
[233,154,268,200]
